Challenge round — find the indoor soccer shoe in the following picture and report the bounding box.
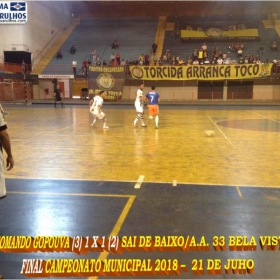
[103,125,109,129]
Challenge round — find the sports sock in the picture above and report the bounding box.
[155,115,159,126]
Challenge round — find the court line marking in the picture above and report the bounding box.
[206,114,236,148]
[236,186,243,198]
[173,180,177,187]
[6,177,280,189]
[248,111,280,124]
[134,175,145,189]
[88,196,136,279]
[6,191,136,280]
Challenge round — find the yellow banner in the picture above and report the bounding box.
[130,64,272,81]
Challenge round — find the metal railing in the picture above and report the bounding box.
[0,62,32,74]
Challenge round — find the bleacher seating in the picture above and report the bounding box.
[162,15,280,64]
[42,14,280,75]
[43,17,158,75]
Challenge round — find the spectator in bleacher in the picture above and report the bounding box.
[244,56,249,64]
[237,47,243,57]
[271,42,278,51]
[116,53,121,65]
[112,59,118,66]
[213,44,218,56]
[56,50,62,59]
[139,54,144,65]
[192,59,199,65]
[144,54,150,66]
[167,51,172,63]
[152,42,157,54]
[250,55,256,63]
[158,57,164,66]
[198,48,203,63]
[228,43,235,52]
[96,57,101,66]
[110,53,116,62]
[87,59,92,66]
[187,57,192,65]
[240,43,245,50]
[70,45,76,55]
[21,60,26,74]
[203,50,208,61]
[211,58,217,64]
[92,49,97,61]
[72,59,77,75]
[152,53,158,65]
[247,54,251,63]
[224,57,231,64]
[192,49,198,62]
[231,58,237,64]
[256,57,261,64]
[204,58,210,64]
[202,43,208,59]
[112,40,119,49]
[222,51,227,60]
[239,57,244,64]
[102,60,107,66]
[178,58,185,65]
[175,54,180,64]
[202,42,207,51]
[82,59,87,75]
[217,57,223,65]
[234,43,240,52]
[120,59,126,66]
[162,53,167,64]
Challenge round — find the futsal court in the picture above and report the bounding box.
[1,103,280,279]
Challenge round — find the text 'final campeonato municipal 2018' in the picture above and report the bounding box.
[0,1,27,24]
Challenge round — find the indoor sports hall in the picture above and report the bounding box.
[1,1,280,279]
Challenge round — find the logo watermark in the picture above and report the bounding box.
[0,1,27,24]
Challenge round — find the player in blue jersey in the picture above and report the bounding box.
[145,85,160,129]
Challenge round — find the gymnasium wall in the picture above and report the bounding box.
[122,79,280,102]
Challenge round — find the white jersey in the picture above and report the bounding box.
[90,95,105,119]
[134,88,144,112]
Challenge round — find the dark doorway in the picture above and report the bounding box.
[227,81,254,99]
[198,81,224,99]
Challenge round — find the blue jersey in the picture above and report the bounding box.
[146,92,159,105]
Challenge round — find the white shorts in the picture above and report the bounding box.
[0,152,6,198]
[135,101,144,113]
[91,109,105,119]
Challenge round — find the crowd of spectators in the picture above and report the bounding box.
[61,39,280,76]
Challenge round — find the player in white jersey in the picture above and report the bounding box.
[89,91,109,129]
[133,83,147,127]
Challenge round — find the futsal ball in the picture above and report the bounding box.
[205,130,215,137]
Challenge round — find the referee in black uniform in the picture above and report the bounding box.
[54,85,64,108]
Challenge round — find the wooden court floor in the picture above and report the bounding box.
[2,103,280,279]
[3,103,280,188]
